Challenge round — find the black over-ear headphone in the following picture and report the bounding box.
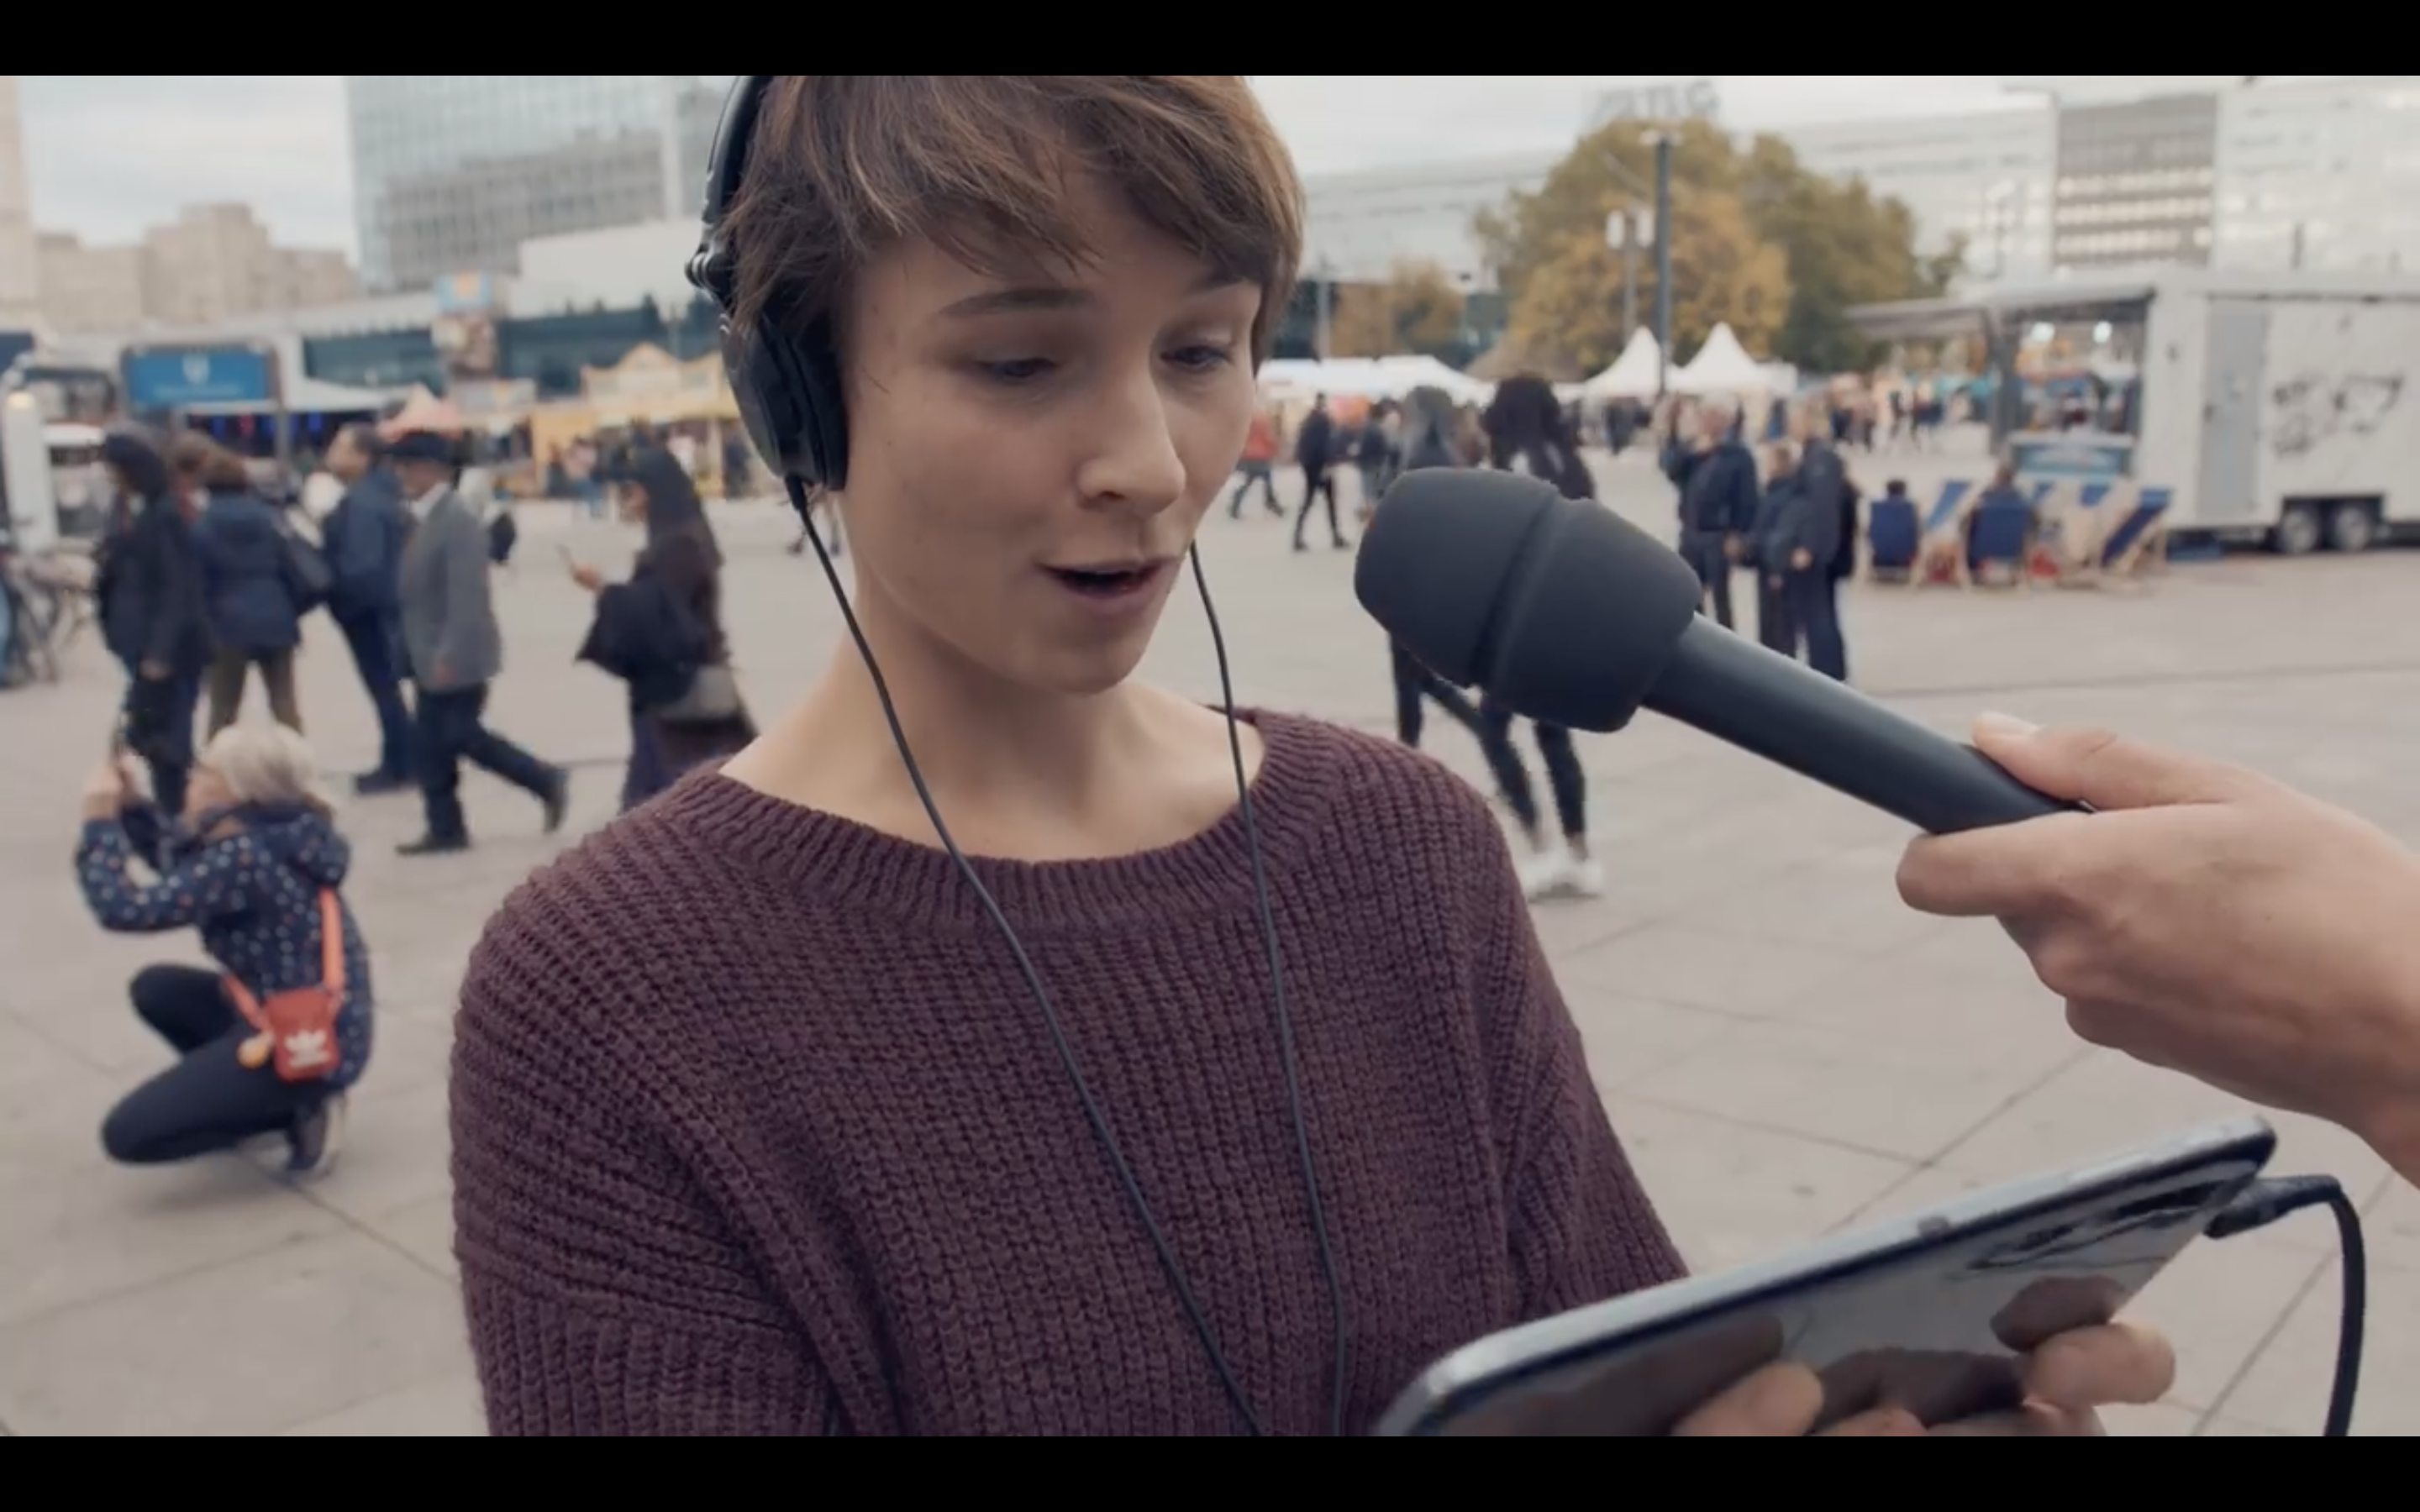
[680,76,1349,1436]
[687,74,852,495]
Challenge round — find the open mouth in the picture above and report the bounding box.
[1047,563,1165,599]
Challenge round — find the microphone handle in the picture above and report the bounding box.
[1644,621,2078,835]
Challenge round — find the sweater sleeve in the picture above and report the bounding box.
[450,911,840,1436]
[1460,810,1687,1319]
[76,821,259,934]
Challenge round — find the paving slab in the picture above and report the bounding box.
[3,440,2412,1435]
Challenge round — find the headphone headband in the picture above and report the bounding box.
[687,75,775,307]
[686,75,850,491]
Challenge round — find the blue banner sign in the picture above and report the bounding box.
[2008,431,2133,484]
[123,346,275,409]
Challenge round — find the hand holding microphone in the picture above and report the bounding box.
[1356,470,2420,1188]
[1900,717,2420,1188]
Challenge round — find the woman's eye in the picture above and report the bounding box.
[1167,344,1237,373]
[976,358,1055,383]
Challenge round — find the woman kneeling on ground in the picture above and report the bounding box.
[75,724,371,1175]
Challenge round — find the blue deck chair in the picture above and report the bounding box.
[2098,487,2173,580]
[1966,501,2035,588]
[1865,494,1923,578]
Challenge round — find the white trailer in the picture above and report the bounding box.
[1854,270,2420,554]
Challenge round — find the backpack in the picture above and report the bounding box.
[487,508,518,565]
[229,890,347,1083]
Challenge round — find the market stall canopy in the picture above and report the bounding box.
[1582,328,1665,400]
[182,375,402,417]
[580,343,738,424]
[1674,323,1777,396]
[378,385,465,438]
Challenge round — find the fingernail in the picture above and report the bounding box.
[1975,711,2039,738]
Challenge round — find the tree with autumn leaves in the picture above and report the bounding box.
[1475,118,1964,378]
[1326,259,1469,360]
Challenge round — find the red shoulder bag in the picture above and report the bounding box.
[229,890,346,1083]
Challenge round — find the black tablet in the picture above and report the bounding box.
[1377,1116,2276,1436]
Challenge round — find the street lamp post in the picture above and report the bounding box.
[1314,255,1335,359]
[1651,132,1675,398]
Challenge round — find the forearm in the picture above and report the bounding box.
[2359,963,2420,1189]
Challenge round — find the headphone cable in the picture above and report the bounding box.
[786,479,1347,1436]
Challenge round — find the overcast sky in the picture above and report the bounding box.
[5,75,2192,255]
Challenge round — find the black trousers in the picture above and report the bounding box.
[337,611,414,780]
[102,965,324,1165]
[1391,640,1484,749]
[414,681,555,843]
[1292,468,1343,546]
[1756,574,1797,655]
[1479,694,1586,842]
[1786,572,1849,682]
[1681,532,1734,628]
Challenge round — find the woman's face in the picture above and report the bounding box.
[623,480,652,523]
[834,176,1261,699]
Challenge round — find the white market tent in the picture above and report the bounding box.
[1582,328,1665,400]
[1259,354,1491,405]
[1674,323,1779,396]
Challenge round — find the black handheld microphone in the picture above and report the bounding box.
[1354,470,2077,836]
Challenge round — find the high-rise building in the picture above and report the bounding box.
[34,204,358,334]
[2215,78,2420,273]
[1774,76,2420,283]
[346,75,722,291]
[376,131,671,293]
[1301,152,1560,291]
[0,76,39,333]
[1777,108,2055,281]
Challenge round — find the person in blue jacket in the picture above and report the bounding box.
[181,436,306,736]
[318,424,415,792]
[75,723,372,1175]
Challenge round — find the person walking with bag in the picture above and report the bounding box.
[74,725,370,1175]
[569,449,755,811]
[182,437,308,735]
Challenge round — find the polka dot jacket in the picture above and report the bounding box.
[76,804,373,1090]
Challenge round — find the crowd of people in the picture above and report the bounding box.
[34,72,2420,1441]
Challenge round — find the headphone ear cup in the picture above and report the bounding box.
[796,339,850,491]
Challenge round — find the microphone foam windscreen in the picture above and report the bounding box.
[1355,470,1703,732]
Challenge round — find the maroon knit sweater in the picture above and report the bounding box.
[450,710,1684,1436]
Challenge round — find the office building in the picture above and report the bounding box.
[2052,92,2221,271]
[2215,77,2420,273]
[1301,152,1560,291]
[1776,76,2418,282]
[1779,108,2055,281]
[0,76,38,333]
[35,205,359,334]
[376,131,671,293]
[346,75,722,291]
[515,219,705,317]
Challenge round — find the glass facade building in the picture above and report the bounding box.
[346,76,723,291]
[2216,79,2420,272]
[1780,109,2056,280]
[1776,76,2417,283]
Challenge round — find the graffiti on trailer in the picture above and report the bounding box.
[2269,371,2406,459]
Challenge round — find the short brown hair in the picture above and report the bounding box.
[723,76,1304,364]
[169,432,250,491]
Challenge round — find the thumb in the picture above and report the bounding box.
[1970,715,2259,811]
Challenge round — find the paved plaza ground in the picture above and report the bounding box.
[3,442,2417,1436]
